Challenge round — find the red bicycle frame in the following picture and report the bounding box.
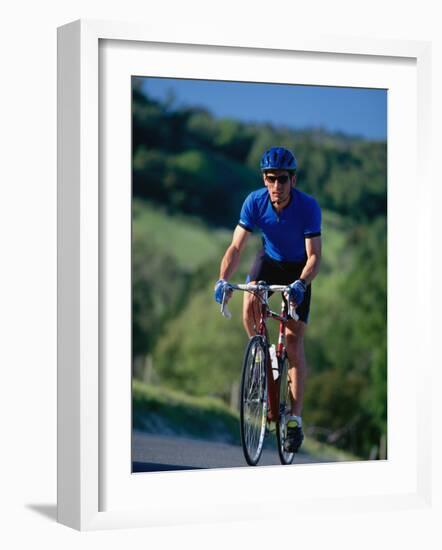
[256,298,289,422]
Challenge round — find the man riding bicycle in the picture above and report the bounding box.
[214,146,322,454]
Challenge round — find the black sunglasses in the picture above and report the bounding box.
[265,174,290,184]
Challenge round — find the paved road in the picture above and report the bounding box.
[132,430,337,472]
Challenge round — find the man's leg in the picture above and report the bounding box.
[283,319,307,452]
[285,319,307,416]
[242,281,261,337]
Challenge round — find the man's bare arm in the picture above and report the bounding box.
[299,236,322,284]
[219,225,251,281]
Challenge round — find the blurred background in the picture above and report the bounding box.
[131,76,387,464]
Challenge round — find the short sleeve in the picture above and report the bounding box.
[304,198,322,238]
[238,193,256,232]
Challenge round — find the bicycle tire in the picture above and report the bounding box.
[240,335,268,466]
[276,353,295,465]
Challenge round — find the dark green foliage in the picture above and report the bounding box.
[304,368,381,457]
[133,146,257,227]
[131,83,387,459]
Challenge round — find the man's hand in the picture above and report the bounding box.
[214,279,229,304]
[288,279,307,306]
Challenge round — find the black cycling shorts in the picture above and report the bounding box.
[246,249,312,323]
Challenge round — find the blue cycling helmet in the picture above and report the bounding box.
[260,147,297,172]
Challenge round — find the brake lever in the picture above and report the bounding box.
[283,291,300,322]
[221,288,232,319]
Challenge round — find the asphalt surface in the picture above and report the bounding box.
[132,430,337,472]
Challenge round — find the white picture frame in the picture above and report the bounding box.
[57,19,433,531]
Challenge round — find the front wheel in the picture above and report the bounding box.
[276,354,295,465]
[240,336,268,466]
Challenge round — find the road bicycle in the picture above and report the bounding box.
[220,281,299,466]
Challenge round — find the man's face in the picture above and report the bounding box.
[263,169,296,206]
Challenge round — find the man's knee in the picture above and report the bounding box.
[286,322,306,359]
[242,295,251,325]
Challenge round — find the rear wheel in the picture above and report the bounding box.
[240,336,268,466]
[276,354,295,465]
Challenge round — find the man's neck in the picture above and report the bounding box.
[271,189,292,212]
[272,199,289,213]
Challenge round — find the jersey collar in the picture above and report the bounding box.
[268,187,294,212]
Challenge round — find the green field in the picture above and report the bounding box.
[133,198,232,271]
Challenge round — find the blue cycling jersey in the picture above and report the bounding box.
[238,187,321,262]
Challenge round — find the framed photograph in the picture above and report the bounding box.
[57,19,432,530]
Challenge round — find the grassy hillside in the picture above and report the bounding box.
[133,198,231,271]
[133,379,240,444]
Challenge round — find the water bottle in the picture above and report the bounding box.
[269,345,279,380]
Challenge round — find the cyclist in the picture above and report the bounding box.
[214,146,322,454]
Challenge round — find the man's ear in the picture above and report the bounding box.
[292,173,297,186]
